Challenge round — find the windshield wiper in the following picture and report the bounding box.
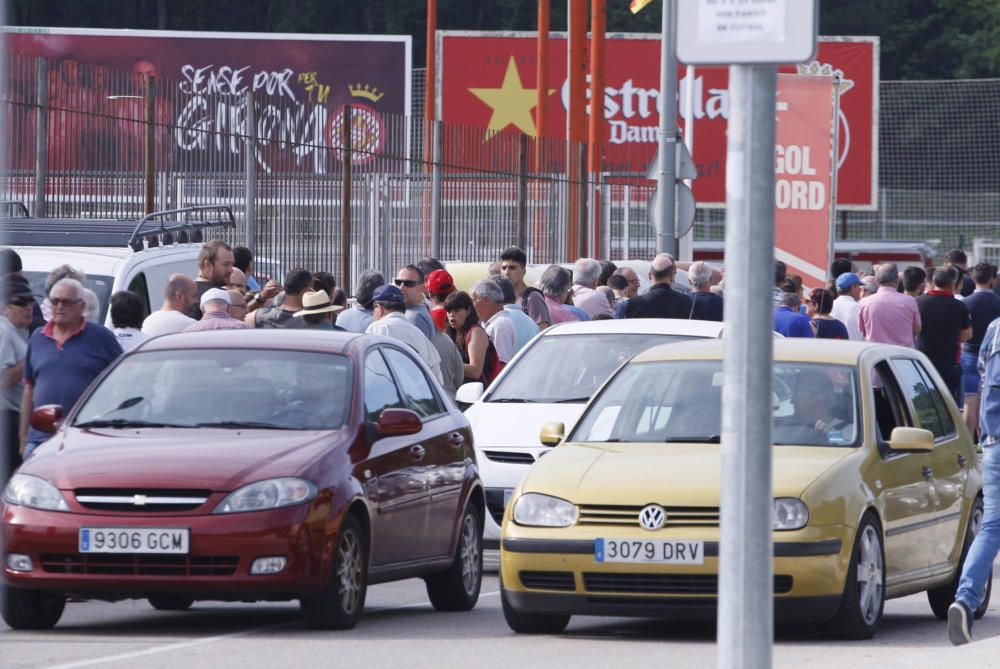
[191,421,297,430]
[488,398,536,404]
[663,435,721,443]
[75,419,185,429]
[551,397,591,404]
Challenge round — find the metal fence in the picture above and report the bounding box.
[4,55,1000,296]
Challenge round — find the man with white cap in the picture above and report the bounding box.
[294,290,345,331]
[183,288,249,332]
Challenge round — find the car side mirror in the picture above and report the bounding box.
[31,404,64,433]
[376,408,423,437]
[887,427,934,452]
[455,382,484,405]
[539,421,565,447]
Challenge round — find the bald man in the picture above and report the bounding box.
[624,253,693,319]
[142,273,198,335]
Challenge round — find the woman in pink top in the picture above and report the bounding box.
[537,265,581,325]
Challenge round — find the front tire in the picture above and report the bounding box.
[501,586,570,634]
[425,504,483,611]
[830,515,885,639]
[928,496,991,620]
[300,514,368,630]
[1,585,66,630]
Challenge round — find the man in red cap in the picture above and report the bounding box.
[426,269,455,332]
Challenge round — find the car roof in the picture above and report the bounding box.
[632,337,911,365]
[136,329,366,354]
[542,318,725,338]
[13,244,203,275]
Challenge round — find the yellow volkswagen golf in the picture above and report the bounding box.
[500,339,985,639]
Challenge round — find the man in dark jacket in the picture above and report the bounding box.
[624,253,693,319]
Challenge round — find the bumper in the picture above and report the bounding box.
[2,503,335,600]
[500,524,852,621]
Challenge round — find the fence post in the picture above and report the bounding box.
[143,74,156,216]
[430,120,443,259]
[33,58,48,218]
[340,105,353,297]
[244,91,257,252]
[516,133,529,251]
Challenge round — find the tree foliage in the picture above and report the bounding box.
[8,0,1000,80]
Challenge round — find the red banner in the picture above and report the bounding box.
[438,32,877,209]
[775,75,837,288]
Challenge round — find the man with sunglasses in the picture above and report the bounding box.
[394,265,434,340]
[20,278,121,460]
[1,275,34,479]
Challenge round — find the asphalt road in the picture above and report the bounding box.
[5,556,1000,669]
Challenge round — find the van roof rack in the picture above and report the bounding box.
[0,201,29,218]
[0,205,236,250]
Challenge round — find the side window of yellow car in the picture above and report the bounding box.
[893,359,956,440]
[871,360,912,445]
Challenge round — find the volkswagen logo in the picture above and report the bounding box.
[639,504,667,530]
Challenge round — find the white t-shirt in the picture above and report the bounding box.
[484,309,518,363]
[112,327,151,352]
[830,295,863,341]
[142,310,196,337]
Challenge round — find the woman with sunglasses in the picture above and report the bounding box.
[444,291,501,386]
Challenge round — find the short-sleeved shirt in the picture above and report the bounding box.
[503,304,540,354]
[0,316,28,412]
[405,304,434,340]
[859,286,921,347]
[183,311,250,332]
[336,306,374,333]
[811,317,849,340]
[962,289,1000,356]
[142,310,196,337]
[916,290,971,368]
[690,291,724,322]
[484,309,518,363]
[830,295,863,341]
[520,288,551,328]
[774,306,815,338]
[24,320,122,443]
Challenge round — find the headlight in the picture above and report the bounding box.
[773,498,809,530]
[512,493,577,527]
[214,478,317,514]
[2,474,69,511]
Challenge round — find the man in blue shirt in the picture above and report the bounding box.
[774,291,814,338]
[490,274,539,355]
[20,278,121,458]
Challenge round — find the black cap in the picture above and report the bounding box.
[0,274,34,303]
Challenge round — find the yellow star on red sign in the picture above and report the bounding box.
[468,57,555,138]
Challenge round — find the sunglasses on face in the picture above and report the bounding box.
[50,298,82,307]
[394,279,420,288]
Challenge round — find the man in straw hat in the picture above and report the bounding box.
[295,290,345,331]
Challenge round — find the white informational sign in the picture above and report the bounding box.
[697,0,786,45]
[676,0,818,65]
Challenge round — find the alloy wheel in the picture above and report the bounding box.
[459,513,481,594]
[338,528,364,613]
[856,524,884,625]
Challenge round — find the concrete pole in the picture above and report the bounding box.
[655,0,678,256]
[244,91,257,252]
[33,58,48,218]
[717,64,776,669]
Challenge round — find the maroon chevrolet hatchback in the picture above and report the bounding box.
[2,330,484,630]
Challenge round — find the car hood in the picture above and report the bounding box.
[465,402,586,449]
[521,442,854,505]
[20,427,348,491]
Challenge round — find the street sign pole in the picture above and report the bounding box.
[655,0,678,256]
[718,63,776,669]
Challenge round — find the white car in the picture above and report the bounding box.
[455,318,727,545]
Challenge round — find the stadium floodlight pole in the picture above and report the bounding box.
[655,0,678,256]
[718,63,776,669]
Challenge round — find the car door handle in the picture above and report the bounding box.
[958,454,968,466]
[448,432,465,447]
[409,445,426,460]
[922,466,934,479]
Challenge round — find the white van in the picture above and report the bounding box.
[2,205,236,325]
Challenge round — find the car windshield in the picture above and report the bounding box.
[73,349,353,431]
[571,360,860,447]
[486,333,698,404]
[23,271,114,323]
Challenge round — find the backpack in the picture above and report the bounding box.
[520,286,543,311]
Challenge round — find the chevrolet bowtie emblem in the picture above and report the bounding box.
[131,495,148,506]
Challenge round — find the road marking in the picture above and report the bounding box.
[41,590,501,669]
